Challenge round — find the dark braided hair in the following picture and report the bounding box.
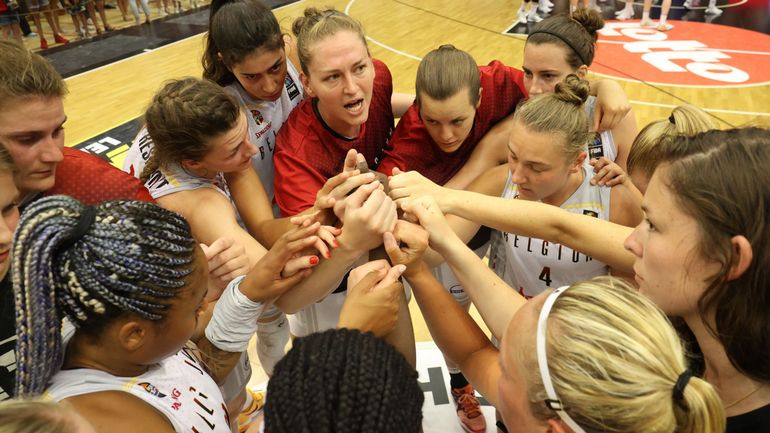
[12,196,197,397]
[264,328,423,433]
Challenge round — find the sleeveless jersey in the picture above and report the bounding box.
[584,95,617,162]
[224,59,304,204]
[489,164,610,298]
[123,129,233,202]
[378,61,527,185]
[45,344,231,433]
[273,59,394,216]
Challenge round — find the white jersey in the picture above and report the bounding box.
[584,96,617,162]
[45,344,232,433]
[489,165,611,298]
[123,129,232,202]
[224,59,303,207]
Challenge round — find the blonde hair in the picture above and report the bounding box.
[626,104,715,178]
[0,40,67,112]
[513,74,594,161]
[291,7,368,76]
[0,145,15,173]
[0,400,86,433]
[523,277,725,433]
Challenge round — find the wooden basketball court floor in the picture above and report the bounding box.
[57,0,770,415]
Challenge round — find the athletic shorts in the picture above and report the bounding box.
[0,10,20,25]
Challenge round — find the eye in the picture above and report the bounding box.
[355,64,366,74]
[53,126,65,138]
[524,70,533,78]
[269,63,282,73]
[645,218,656,232]
[324,74,339,82]
[452,119,465,126]
[425,119,438,125]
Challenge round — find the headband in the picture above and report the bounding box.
[536,285,588,433]
[59,206,97,251]
[528,30,589,66]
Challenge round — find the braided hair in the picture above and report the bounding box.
[12,196,197,397]
[264,328,423,433]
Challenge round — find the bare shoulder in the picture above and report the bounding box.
[65,391,176,433]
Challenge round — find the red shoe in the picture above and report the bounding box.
[54,33,69,44]
[40,38,48,50]
[451,384,487,433]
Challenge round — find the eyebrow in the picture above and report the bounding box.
[240,58,283,76]
[6,116,68,137]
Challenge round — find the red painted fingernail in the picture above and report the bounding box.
[333,240,340,247]
[325,250,331,259]
[310,256,319,265]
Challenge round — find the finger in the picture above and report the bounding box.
[348,269,387,295]
[283,255,320,277]
[355,152,366,165]
[606,174,624,187]
[343,149,359,171]
[317,226,340,249]
[373,264,407,291]
[331,172,376,198]
[269,271,309,298]
[382,231,401,263]
[346,181,380,210]
[392,167,403,176]
[349,260,391,285]
[200,237,232,260]
[285,222,321,243]
[591,168,609,186]
[359,188,387,217]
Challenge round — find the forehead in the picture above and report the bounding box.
[509,120,564,159]
[523,42,572,72]
[307,30,368,69]
[420,90,475,118]
[206,112,247,152]
[0,96,65,132]
[232,48,284,72]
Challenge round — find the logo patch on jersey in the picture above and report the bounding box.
[583,210,599,218]
[250,110,264,126]
[587,132,604,160]
[285,75,300,100]
[139,382,167,398]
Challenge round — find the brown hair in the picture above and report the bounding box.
[202,0,285,87]
[627,105,715,178]
[141,77,241,181]
[523,277,725,433]
[513,74,593,161]
[0,40,67,111]
[291,7,368,76]
[527,9,604,69]
[660,127,770,381]
[415,44,480,106]
[0,145,15,173]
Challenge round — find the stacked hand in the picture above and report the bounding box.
[337,260,406,336]
[383,220,429,278]
[388,168,450,211]
[200,237,249,297]
[336,180,398,253]
[399,196,458,254]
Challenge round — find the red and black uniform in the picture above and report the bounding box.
[273,59,394,217]
[45,147,154,204]
[378,60,527,185]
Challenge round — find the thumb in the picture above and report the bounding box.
[392,167,403,176]
[383,232,401,262]
[350,270,387,295]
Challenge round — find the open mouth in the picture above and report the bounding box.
[344,99,364,114]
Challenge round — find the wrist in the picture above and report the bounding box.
[403,260,429,279]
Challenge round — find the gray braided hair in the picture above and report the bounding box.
[12,196,197,396]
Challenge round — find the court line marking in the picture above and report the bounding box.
[596,39,770,56]
[346,0,768,117]
[65,0,304,80]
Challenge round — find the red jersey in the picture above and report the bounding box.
[45,147,154,204]
[273,59,394,216]
[378,61,527,185]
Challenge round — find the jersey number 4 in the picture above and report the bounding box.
[539,267,553,287]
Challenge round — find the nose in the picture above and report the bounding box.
[342,73,360,95]
[623,224,644,257]
[510,165,527,185]
[40,137,64,163]
[244,140,258,158]
[262,78,279,97]
[439,125,454,143]
[528,77,544,96]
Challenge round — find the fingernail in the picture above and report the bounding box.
[310,256,319,265]
[395,264,406,274]
[325,250,331,259]
[333,239,340,247]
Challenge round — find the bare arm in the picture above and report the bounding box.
[391,93,415,118]
[609,107,638,171]
[441,189,635,272]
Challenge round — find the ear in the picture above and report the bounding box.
[117,320,150,353]
[181,159,203,171]
[300,72,314,98]
[476,87,483,109]
[727,235,753,281]
[576,65,589,79]
[571,151,587,172]
[546,418,570,433]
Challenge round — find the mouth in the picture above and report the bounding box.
[0,250,8,263]
[343,98,365,115]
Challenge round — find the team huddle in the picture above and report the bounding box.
[0,1,768,433]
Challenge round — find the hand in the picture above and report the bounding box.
[383,220,429,278]
[400,196,457,253]
[388,168,448,211]
[290,211,342,259]
[589,157,627,187]
[238,223,322,303]
[200,237,249,296]
[593,80,631,132]
[338,260,406,336]
[337,181,398,253]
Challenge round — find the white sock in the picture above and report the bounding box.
[642,11,650,20]
[256,310,289,376]
[659,13,668,24]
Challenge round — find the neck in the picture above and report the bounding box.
[317,101,360,138]
[64,331,149,378]
[685,314,770,415]
[184,164,216,180]
[542,167,584,207]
